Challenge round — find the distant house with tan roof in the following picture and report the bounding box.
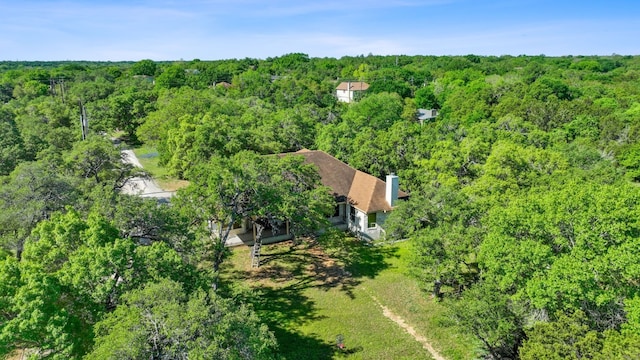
[336,81,369,103]
[225,149,407,246]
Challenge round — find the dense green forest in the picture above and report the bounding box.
[1,53,640,359]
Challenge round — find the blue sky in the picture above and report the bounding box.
[1,0,639,61]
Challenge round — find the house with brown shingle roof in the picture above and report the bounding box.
[224,149,407,246]
[296,149,407,240]
[336,81,369,103]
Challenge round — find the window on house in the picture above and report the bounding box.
[367,213,377,228]
[349,206,356,223]
[333,204,340,217]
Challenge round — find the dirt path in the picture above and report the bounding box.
[367,291,446,360]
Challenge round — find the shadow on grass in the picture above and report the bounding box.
[253,236,400,298]
[221,236,400,359]
[271,327,337,360]
[222,266,341,359]
[254,284,344,359]
[337,345,364,356]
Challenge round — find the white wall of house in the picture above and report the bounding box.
[209,218,248,236]
[336,89,352,103]
[362,211,390,240]
[347,203,360,233]
[346,204,389,241]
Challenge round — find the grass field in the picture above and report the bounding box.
[221,236,480,360]
[131,146,189,191]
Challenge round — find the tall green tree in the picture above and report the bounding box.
[449,281,527,360]
[0,161,78,260]
[130,59,157,77]
[63,136,146,191]
[105,89,156,141]
[87,278,277,360]
[155,64,186,89]
[480,180,640,324]
[386,185,482,297]
[175,151,333,288]
[0,107,26,175]
[0,208,204,358]
[520,310,603,360]
[342,92,404,130]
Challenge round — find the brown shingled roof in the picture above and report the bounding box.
[289,149,406,213]
[336,81,370,91]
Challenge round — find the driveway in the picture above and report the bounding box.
[121,150,175,202]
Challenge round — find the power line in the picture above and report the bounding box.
[49,77,65,102]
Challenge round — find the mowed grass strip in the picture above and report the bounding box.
[132,146,189,191]
[351,242,480,360]
[221,237,479,360]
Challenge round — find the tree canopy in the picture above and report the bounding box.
[2,54,640,358]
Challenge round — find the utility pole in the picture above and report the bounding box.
[49,78,56,97]
[49,77,66,102]
[79,100,88,140]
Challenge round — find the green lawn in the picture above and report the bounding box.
[221,237,480,360]
[131,145,165,176]
[131,146,189,191]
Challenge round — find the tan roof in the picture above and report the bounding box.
[336,81,370,91]
[288,149,406,213]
